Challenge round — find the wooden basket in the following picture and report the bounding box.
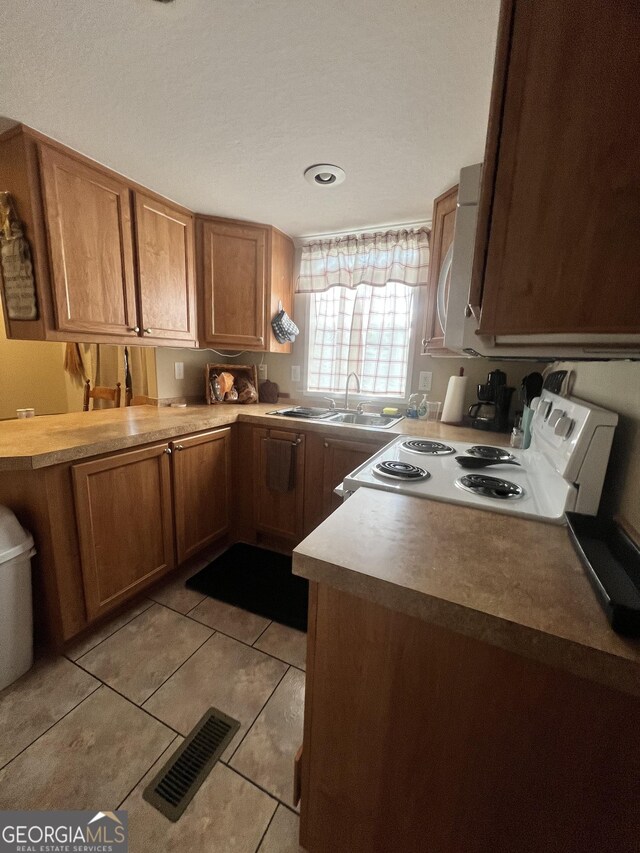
[205,363,259,405]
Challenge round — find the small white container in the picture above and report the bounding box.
[0,506,36,690]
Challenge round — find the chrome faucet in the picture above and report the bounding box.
[345,372,360,410]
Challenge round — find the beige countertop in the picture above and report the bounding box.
[293,487,640,697]
[0,404,508,470]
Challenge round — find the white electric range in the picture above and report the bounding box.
[341,391,618,524]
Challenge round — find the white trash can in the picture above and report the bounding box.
[0,505,36,691]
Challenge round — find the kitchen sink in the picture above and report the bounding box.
[268,407,404,429]
[327,412,402,428]
[267,406,337,420]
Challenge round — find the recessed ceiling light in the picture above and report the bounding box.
[304,164,346,187]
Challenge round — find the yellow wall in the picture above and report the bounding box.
[0,316,76,419]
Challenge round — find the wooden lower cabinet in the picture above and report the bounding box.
[253,427,305,544]
[303,432,387,534]
[172,428,231,563]
[300,583,640,853]
[72,443,175,620]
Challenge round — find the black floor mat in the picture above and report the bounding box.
[186,544,308,632]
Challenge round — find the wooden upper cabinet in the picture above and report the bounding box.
[422,185,457,354]
[198,217,295,352]
[0,126,198,347]
[72,443,175,620]
[475,0,640,338]
[171,428,231,563]
[39,144,138,338]
[134,192,196,343]
[200,219,267,349]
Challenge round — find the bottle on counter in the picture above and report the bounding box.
[406,394,419,419]
[417,394,428,420]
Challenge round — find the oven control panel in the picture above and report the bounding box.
[530,392,617,480]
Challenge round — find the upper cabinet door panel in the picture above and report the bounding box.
[477,0,640,337]
[201,221,267,349]
[134,193,196,342]
[39,145,138,336]
[422,185,457,354]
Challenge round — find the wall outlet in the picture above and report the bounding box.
[291,365,301,382]
[258,363,268,382]
[418,371,432,392]
[174,362,184,380]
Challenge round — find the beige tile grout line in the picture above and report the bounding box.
[64,599,305,677]
[181,599,307,672]
[70,637,215,736]
[116,733,181,811]
[0,681,102,774]
[69,623,301,799]
[225,664,291,764]
[254,804,280,853]
[63,598,155,663]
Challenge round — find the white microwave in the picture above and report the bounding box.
[442,164,640,359]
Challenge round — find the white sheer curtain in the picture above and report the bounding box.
[297,227,430,292]
[307,282,415,397]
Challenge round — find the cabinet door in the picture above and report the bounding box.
[321,437,386,519]
[422,185,457,354]
[200,220,267,349]
[39,145,139,338]
[134,193,196,343]
[72,444,174,619]
[254,428,305,541]
[476,0,640,337]
[172,428,231,563]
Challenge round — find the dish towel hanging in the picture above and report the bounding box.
[265,438,295,493]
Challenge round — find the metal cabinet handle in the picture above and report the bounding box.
[164,447,172,455]
[129,326,140,333]
[324,441,329,448]
[143,327,153,334]
[174,444,185,451]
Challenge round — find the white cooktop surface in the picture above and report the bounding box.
[343,437,576,524]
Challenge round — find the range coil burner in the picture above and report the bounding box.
[466,445,516,462]
[401,440,456,456]
[374,460,430,481]
[457,474,524,500]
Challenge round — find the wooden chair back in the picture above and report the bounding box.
[127,395,157,407]
[83,380,122,411]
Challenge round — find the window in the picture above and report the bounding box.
[307,282,415,397]
[298,227,429,399]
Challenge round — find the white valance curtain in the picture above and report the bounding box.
[297,227,430,293]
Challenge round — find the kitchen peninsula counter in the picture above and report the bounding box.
[293,486,640,697]
[0,404,507,470]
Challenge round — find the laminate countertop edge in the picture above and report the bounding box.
[0,405,509,470]
[293,489,640,698]
[294,550,639,697]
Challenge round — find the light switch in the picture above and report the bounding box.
[174,362,184,380]
[291,365,301,382]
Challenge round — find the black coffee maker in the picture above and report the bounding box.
[468,369,514,432]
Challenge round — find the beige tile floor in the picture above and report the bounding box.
[0,568,307,853]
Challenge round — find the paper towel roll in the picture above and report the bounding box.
[441,375,468,424]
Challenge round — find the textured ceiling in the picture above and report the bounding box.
[1,0,500,238]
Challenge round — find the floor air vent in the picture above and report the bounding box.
[143,708,240,821]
